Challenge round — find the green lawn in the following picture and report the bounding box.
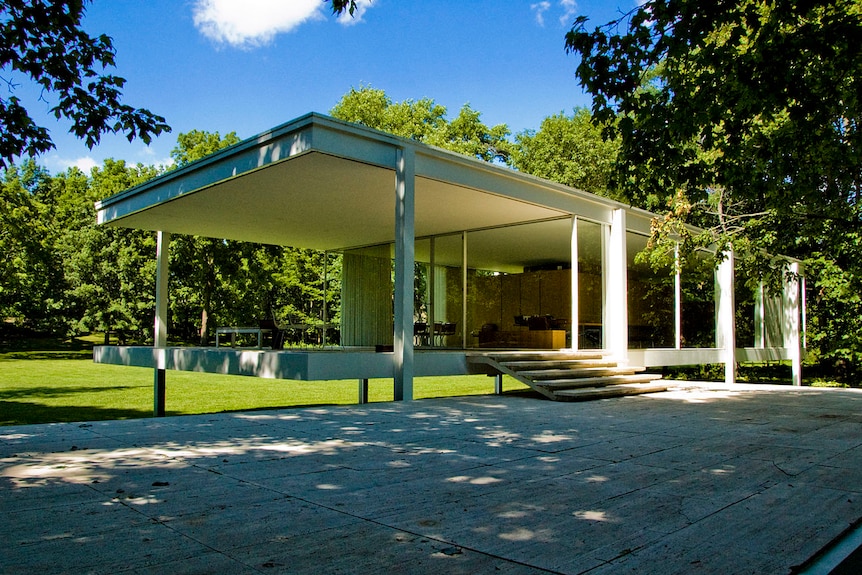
[0,349,530,426]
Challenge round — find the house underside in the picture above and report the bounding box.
[94,113,804,413]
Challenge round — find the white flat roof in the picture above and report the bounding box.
[96,113,659,258]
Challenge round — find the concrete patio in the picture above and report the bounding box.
[2,382,861,574]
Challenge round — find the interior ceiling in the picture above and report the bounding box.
[415,218,606,273]
[109,152,568,258]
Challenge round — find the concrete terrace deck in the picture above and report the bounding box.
[2,383,862,574]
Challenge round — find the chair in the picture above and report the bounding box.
[528,315,553,331]
[414,322,429,346]
[435,322,457,346]
[258,319,284,349]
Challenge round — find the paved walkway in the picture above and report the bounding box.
[2,383,862,574]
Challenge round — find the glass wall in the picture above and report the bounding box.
[626,232,675,348]
[339,218,726,353]
[680,250,716,348]
[577,219,604,349]
[734,266,756,349]
[466,219,572,349]
[427,234,464,347]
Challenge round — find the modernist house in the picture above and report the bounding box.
[94,113,804,414]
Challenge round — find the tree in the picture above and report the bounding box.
[0,160,64,329]
[510,108,620,198]
[327,0,359,16]
[0,157,161,339]
[56,160,160,341]
[566,0,861,242]
[566,0,862,377]
[168,130,242,345]
[0,0,170,167]
[330,86,511,162]
[170,130,239,167]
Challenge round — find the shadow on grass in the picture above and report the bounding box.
[1,401,152,426]
[0,350,94,361]
[0,385,143,400]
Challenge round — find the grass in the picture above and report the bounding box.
[0,345,530,426]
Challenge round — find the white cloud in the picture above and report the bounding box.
[193,0,375,48]
[45,155,99,174]
[336,0,375,26]
[531,1,551,26]
[137,145,173,168]
[559,0,578,26]
[531,1,577,27]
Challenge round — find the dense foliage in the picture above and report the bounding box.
[566,0,862,377]
[2,70,860,381]
[330,86,512,162]
[0,0,170,167]
[0,132,340,346]
[509,108,620,199]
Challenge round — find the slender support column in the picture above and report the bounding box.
[754,282,766,348]
[784,262,803,386]
[800,274,807,350]
[358,379,369,404]
[393,147,415,401]
[604,209,628,363]
[571,217,579,350]
[153,231,171,417]
[674,243,682,350]
[461,231,468,348]
[716,250,736,384]
[494,374,503,395]
[429,236,436,344]
[322,251,328,346]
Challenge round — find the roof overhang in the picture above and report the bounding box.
[96,113,655,261]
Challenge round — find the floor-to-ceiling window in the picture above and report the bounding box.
[734,264,757,349]
[465,219,572,349]
[626,232,675,348]
[680,250,717,348]
[577,219,604,349]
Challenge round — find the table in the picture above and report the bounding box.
[215,326,272,348]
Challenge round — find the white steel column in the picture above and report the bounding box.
[754,282,766,348]
[716,250,736,384]
[393,147,415,401]
[784,262,803,386]
[604,209,628,363]
[571,216,579,350]
[429,236,436,343]
[461,231,468,348]
[674,243,682,349]
[153,231,170,417]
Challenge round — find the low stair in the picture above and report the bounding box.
[468,350,668,401]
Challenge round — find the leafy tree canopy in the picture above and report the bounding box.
[327,0,359,16]
[567,0,862,374]
[170,129,240,167]
[510,108,621,199]
[0,0,170,167]
[330,86,511,162]
[566,0,862,259]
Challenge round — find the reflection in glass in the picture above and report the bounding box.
[430,234,464,347]
[734,265,756,348]
[680,250,717,348]
[466,219,571,349]
[577,219,604,349]
[627,232,674,348]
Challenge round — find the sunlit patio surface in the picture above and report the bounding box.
[2,382,861,574]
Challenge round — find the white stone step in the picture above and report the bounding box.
[552,382,671,401]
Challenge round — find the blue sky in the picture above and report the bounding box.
[31,0,637,173]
